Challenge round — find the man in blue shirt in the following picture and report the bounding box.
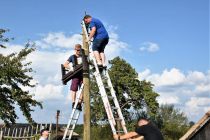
[63,44,83,111]
[83,15,109,68]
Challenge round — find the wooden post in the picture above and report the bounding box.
[49,123,52,140]
[56,110,60,138]
[82,23,90,140]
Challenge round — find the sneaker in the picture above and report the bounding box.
[97,64,103,68]
[72,102,75,109]
[103,65,107,70]
[76,103,82,111]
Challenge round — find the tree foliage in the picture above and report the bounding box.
[0,29,42,125]
[157,104,190,140]
[90,57,159,126]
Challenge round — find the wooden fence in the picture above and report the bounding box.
[0,123,52,140]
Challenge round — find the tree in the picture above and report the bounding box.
[157,104,190,140]
[90,57,159,129]
[0,29,42,125]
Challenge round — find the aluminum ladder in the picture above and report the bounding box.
[81,21,128,135]
[62,83,84,140]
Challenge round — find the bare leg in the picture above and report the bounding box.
[79,93,83,103]
[71,90,76,103]
[100,52,106,66]
[93,51,102,65]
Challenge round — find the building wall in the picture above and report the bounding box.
[190,119,210,140]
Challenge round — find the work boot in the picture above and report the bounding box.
[72,102,75,109]
[76,103,82,111]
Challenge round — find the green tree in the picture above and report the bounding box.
[0,29,42,125]
[90,57,159,129]
[157,104,190,140]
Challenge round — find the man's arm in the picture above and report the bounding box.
[113,132,138,140]
[63,61,70,69]
[88,26,96,41]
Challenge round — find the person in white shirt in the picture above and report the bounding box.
[39,128,49,140]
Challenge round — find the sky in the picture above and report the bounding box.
[0,0,209,124]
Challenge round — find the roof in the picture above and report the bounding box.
[180,111,210,140]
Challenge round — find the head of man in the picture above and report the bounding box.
[83,15,92,24]
[137,117,149,127]
[74,44,82,56]
[40,128,49,138]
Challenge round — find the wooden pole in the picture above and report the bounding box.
[82,23,90,140]
[56,110,60,139]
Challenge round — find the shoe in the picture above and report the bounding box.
[72,102,75,109]
[103,65,107,70]
[76,103,82,111]
[97,64,103,68]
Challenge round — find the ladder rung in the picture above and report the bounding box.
[70,117,79,120]
[115,118,122,121]
[111,107,119,110]
[105,86,110,90]
[101,75,108,80]
[108,96,114,99]
[116,130,124,133]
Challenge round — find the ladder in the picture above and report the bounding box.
[81,21,128,135]
[62,83,84,140]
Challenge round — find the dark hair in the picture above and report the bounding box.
[137,116,149,122]
[40,128,49,135]
[83,15,91,20]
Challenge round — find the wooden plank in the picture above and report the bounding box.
[0,131,3,140]
[48,123,52,140]
[35,124,38,134]
[23,127,26,137]
[15,128,18,137]
[27,126,30,136]
[31,126,33,136]
[12,128,15,137]
[19,128,22,137]
[7,128,10,136]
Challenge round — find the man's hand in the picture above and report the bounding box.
[113,134,119,140]
[85,38,90,43]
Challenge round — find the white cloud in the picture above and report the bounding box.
[1,44,24,56]
[138,68,210,121]
[35,32,82,49]
[2,29,130,123]
[140,68,186,86]
[185,97,210,120]
[105,30,128,60]
[139,69,151,80]
[157,95,180,105]
[139,42,159,52]
[33,84,64,101]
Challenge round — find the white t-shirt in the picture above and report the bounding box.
[39,137,48,140]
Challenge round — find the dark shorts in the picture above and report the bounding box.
[70,77,83,91]
[92,38,109,53]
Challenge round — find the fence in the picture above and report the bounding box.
[0,123,52,140]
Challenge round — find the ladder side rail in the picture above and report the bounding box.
[93,72,117,134]
[62,84,84,140]
[68,84,84,139]
[106,69,128,133]
[68,111,81,140]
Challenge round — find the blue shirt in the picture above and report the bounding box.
[89,18,109,40]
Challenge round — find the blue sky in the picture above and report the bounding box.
[0,0,209,124]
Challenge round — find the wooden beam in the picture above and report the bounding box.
[82,22,91,140]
